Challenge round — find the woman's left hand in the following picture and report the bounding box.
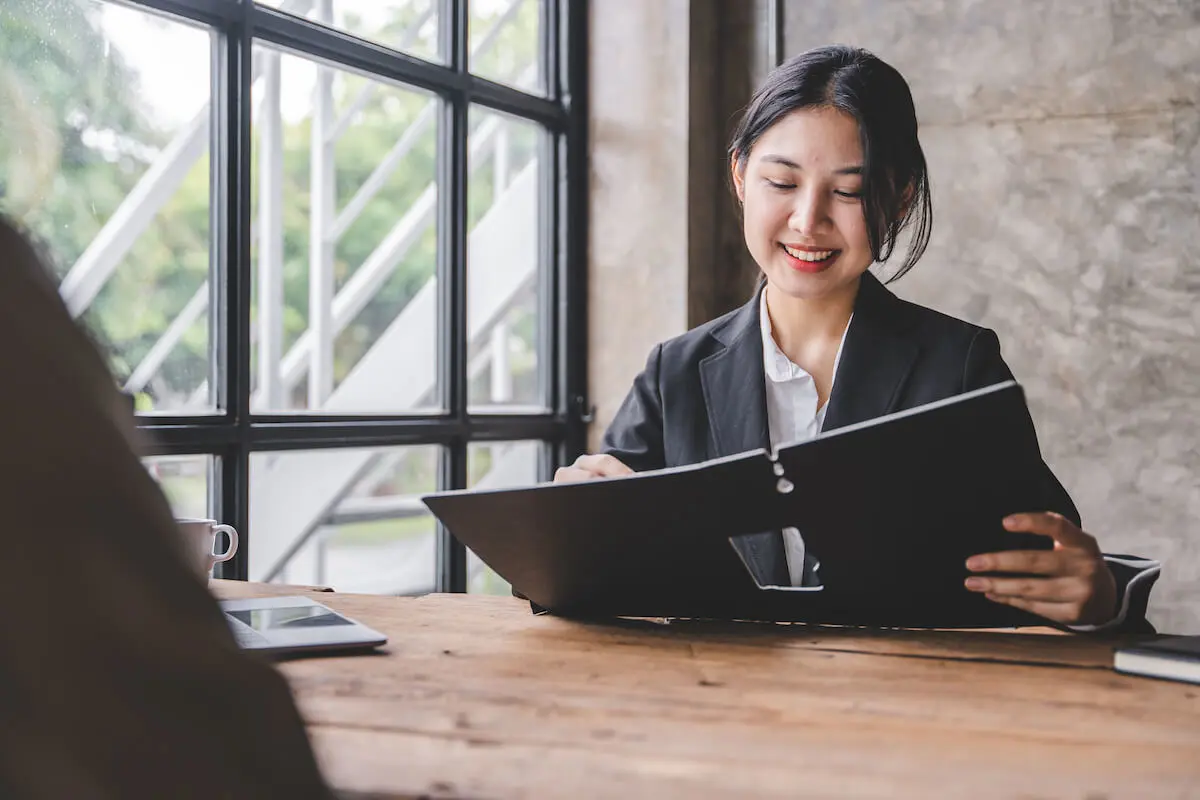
[964,512,1118,626]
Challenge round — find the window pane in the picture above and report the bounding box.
[467,108,545,411]
[144,454,214,519]
[250,446,439,594]
[0,1,216,413]
[469,0,544,94]
[251,47,439,413]
[466,441,543,595]
[255,0,439,63]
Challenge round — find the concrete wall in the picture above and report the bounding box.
[587,0,761,450]
[587,0,692,451]
[783,0,1200,632]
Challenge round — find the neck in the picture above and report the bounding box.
[763,276,860,362]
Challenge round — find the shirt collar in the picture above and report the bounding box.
[759,285,855,385]
[760,288,800,383]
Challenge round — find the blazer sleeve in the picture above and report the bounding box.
[599,343,668,472]
[962,328,1161,634]
[962,328,1080,525]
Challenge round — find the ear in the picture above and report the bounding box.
[730,154,746,203]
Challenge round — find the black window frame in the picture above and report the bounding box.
[127,0,589,590]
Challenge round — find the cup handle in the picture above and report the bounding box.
[211,524,238,564]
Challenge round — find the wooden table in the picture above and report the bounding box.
[210,582,1200,799]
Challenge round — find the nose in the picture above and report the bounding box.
[787,186,829,236]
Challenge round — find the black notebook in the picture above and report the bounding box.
[422,380,1066,628]
[1114,637,1200,685]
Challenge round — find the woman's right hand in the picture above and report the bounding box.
[553,453,634,483]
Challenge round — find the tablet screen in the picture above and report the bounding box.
[227,605,354,631]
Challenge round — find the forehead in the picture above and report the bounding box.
[750,106,863,169]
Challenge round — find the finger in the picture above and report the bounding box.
[573,453,634,477]
[965,549,1072,576]
[965,575,1087,603]
[553,466,602,483]
[981,592,1083,625]
[1002,512,1100,554]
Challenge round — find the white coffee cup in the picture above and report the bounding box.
[177,518,239,578]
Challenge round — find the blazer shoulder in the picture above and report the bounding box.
[655,299,756,366]
[879,288,1014,391]
[888,291,990,349]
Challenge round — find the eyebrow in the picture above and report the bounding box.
[760,154,863,175]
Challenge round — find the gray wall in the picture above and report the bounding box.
[588,1,692,451]
[785,0,1200,632]
[589,1,763,450]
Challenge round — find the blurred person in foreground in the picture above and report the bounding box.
[0,216,333,799]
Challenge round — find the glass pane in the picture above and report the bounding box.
[250,46,439,413]
[144,454,214,519]
[0,1,216,413]
[469,0,543,94]
[255,0,439,63]
[467,108,545,411]
[466,440,543,594]
[250,446,440,594]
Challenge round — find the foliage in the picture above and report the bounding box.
[0,0,542,411]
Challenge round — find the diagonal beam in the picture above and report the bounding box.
[58,0,315,318]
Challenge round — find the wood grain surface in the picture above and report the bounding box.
[212,586,1200,798]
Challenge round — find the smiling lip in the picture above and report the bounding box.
[780,243,840,273]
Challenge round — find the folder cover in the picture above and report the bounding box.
[422,381,1064,628]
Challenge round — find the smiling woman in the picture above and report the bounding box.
[555,45,1162,633]
[733,107,875,321]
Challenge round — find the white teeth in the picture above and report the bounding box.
[783,245,835,262]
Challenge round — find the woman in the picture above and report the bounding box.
[556,46,1160,631]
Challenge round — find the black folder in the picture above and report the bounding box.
[422,381,1062,628]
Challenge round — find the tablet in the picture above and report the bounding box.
[220,595,387,655]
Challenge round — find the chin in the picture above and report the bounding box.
[765,266,864,302]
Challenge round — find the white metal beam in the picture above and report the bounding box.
[257,50,286,408]
[122,283,208,394]
[254,161,539,581]
[308,0,336,407]
[273,114,506,396]
[59,0,315,318]
[59,109,209,317]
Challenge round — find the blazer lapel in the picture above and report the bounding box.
[823,271,920,432]
[698,289,770,459]
[694,272,921,588]
[698,285,788,587]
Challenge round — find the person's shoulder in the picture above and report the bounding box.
[654,299,757,365]
[898,295,985,334]
[879,280,991,349]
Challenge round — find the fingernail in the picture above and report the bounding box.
[965,577,987,590]
[1002,515,1021,529]
[966,556,987,570]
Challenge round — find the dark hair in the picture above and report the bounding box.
[729,45,932,281]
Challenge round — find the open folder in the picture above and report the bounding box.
[422,381,1066,628]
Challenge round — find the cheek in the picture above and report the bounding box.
[743,191,788,242]
[835,205,870,250]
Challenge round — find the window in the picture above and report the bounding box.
[466,440,544,594]
[0,0,588,591]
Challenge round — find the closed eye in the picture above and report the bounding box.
[834,190,862,199]
[765,179,795,190]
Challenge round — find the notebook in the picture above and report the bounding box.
[422,380,1065,628]
[1114,636,1200,685]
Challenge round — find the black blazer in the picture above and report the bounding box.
[600,272,1159,631]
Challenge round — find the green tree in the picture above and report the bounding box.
[1,0,542,411]
[1,0,210,396]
